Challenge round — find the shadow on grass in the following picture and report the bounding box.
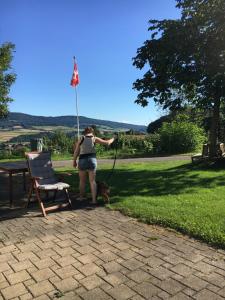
[95,161,225,199]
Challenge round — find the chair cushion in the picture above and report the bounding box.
[27,152,55,179]
[38,182,70,191]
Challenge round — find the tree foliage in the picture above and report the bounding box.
[147,115,173,134]
[147,108,209,134]
[42,130,74,153]
[0,42,16,118]
[133,0,225,156]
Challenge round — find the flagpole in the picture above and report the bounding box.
[73,56,80,140]
[75,84,80,140]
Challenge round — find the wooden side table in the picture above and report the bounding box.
[0,161,28,207]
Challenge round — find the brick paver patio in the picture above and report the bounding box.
[1,171,225,299]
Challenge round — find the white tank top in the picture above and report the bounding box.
[79,135,96,155]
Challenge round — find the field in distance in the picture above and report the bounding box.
[0,125,127,143]
[0,126,73,142]
[0,112,146,143]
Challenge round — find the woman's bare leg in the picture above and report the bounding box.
[88,170,97,203]
[79,170,87,198]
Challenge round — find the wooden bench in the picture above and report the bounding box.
[191,144,209,163]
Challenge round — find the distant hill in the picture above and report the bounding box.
[0,112,146,132]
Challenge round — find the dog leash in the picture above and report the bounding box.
[104,133,119,184]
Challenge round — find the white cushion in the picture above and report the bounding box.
[38,182,70,191]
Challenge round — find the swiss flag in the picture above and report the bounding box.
[70,62,79,87]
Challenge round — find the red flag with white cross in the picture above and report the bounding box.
[70,61,79,87]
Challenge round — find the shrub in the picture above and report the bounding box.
[0,146,30,159]
[95,144,106,156]
[117,135,144,151]
[158,120,205,154]
[42,131,74,154]
[147,133,161,154]
[143,139,153,153]
[12,146,30,157]
[0,150,11,159]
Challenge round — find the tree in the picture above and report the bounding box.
[0,43,16,118]
[147,108,207,134]
[147,115,172,134]
[91,124,101,136]
[133,0,225,156]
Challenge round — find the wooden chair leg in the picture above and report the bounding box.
[34,188,47,217]
[53,190,57,201]
[26,184,33,208]
[64,189,72,208]
[27,186,71,217]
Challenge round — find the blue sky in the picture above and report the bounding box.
[1,0,180,126]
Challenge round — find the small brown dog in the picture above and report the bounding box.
[96,181,110,203]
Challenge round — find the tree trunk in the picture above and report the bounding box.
[209,98,221,157]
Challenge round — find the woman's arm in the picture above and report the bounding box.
[95,137,114,146]
[73,141,80,167]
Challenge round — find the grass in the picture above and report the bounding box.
[59,159,225,248]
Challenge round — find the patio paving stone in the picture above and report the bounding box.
[1,172,225,299]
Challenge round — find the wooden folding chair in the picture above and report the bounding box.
[25,152,72,217]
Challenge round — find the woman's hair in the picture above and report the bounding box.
[84,127,94,135]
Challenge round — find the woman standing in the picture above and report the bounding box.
[73,127,114,204]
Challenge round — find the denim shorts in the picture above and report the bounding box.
[78,157,97,171]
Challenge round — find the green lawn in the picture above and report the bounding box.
[60,160,225,248]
